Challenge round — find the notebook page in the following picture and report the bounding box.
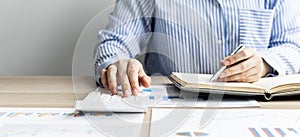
[253,74,300,92]
[172,72,264,90]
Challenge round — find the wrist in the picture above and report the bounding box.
[261,59,272,77]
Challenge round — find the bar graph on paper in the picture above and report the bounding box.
[173,128,299,137]
[150,109,300,137]
[0,111,112,118]
[0,108,145,137]
[0,124,102,137]
[249,127,299,137]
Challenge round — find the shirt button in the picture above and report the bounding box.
[217,40,222,45]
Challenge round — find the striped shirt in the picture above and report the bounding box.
[94,0,300,84]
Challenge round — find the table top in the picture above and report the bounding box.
[0,76,299,109]
[1,76,299,137]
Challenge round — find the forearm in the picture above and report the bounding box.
[257,0,300,75]
[94,0,154,86]
[94,32,145,86]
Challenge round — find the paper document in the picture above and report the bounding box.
[0,108,145,137]
[152,86,260,108]
[150,108,300,137]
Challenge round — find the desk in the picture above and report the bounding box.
[1,76,299,108]
[0,76,300,137]
[0,76,75,107]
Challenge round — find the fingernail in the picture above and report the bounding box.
[123,90,130,97]
[132,88,138,96]
[224,60,230,66]
[112,88,118,95]
[221,59,230,66]
[219,72,226,78]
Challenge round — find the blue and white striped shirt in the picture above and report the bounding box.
[94,0,300,84]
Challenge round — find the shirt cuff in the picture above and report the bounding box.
[94,57,118,87]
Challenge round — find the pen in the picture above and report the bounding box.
[209,44,246,82]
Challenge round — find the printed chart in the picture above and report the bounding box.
[0,108,144,137]
[0,111,112,118]
[248,127,299,137]
[150,108,300,137]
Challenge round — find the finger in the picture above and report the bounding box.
[219,57,258,78]
[232,74,260,83]
[218,67,258,82]
[127,61,140,96]
[117,62,131,97]
[222,48,256,66]
[119,73,131,97]
[107,65,118,95]
[138,68,151,87]
[115,61,132,97]
[243,74,261,82]
[100,69,108,89]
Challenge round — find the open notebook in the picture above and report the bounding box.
[169,72,300,100]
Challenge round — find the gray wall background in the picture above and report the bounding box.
[2,1,297,76]
[0,0,114,75]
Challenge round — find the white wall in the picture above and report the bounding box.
[0,0,114,75]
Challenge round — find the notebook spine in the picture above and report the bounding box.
[264,89,273,101]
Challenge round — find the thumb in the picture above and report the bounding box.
[139,69,151,87]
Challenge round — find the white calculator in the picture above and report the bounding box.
[74,86,166,112]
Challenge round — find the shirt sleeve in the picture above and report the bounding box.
[257,0,300,76]
[94,0,154,85]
